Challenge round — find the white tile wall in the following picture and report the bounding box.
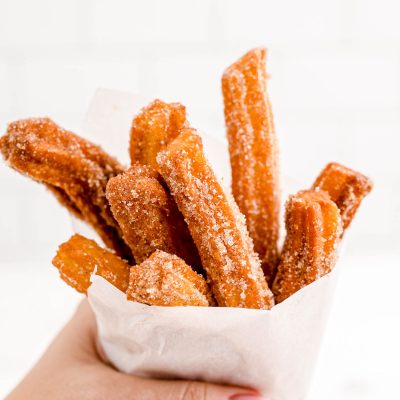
[355,0,400,41]
[0,64,9,112]
[223,0,343,43]
[94,0,212,44]
[0,0,79,46]
[26,61,89,115]
[0,0,399,397]
[0,2,397,259]
[0,0,397,259]
[277,50,400,110]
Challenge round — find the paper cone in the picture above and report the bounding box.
[79,89,341,400]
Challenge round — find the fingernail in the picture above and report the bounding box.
[229,394,267,400]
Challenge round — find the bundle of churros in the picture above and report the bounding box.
[0,48,372,311]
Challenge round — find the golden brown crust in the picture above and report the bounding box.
[127,250,210,306]
[222,48,280,283]
[52,234,130,294]
[312,162,373,232]
[129,99,188,169]
[0,117,132,260]
[272,190,343,303]
[106,163,202,270]
[157,128,274,309]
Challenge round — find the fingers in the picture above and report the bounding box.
[70,299,96,329]
[66,304,266,400]
[102,372,265,400]
[51,299,98,358]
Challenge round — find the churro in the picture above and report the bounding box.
[312,162,373,232]
[157,127,274,309]
[52,234,130,294]
[127,250,211,306]
[129,99,187,169]
[0,118,132,260]
[222,47,280,283]
[106,163,201,269]
[2,48,375,310]
[272,190,343,303]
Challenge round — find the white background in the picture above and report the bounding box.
[0,0,399,399]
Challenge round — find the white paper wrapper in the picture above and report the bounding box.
[80,89,341,400]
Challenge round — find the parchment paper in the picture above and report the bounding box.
[82,89,341,400]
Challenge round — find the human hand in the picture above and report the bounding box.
[7,300,266,400]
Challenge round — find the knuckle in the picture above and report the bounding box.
[179,381,209,400]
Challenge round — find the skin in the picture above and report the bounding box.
[6,300,265,400]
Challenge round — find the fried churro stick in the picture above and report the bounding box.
[222,48,280,283]
[311,162,373,232]
[127,100,202,268]
[0,118,132,260]
[272,190,343,303]
[129,99,187,169]
[127,250,211,306]
[157,128,274,309]
[52,234,130,294]
[106,163,202,270]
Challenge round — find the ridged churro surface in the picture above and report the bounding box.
[157,128,274,309]
[272,190,342,303]
[312,162,372,232]
[52,234,130,294]
[129,99,187,169]
[106,163,201,269]
[222,48,280,283]
[0,118,131,260]
[127,250,210,306]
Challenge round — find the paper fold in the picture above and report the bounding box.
[88,266,339,400]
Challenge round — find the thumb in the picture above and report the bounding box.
[117,374,266,400]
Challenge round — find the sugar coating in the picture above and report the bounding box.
[106,163,202,270]
[127,250,210,306]
[157,128,274,309]
[52,234,130,294]
[129,99,188,169]
[312,162,373,232]
[222,47,280,283]
[0,117,131,260]
[272,190,343,303]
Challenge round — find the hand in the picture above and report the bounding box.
[7,300,265,400]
